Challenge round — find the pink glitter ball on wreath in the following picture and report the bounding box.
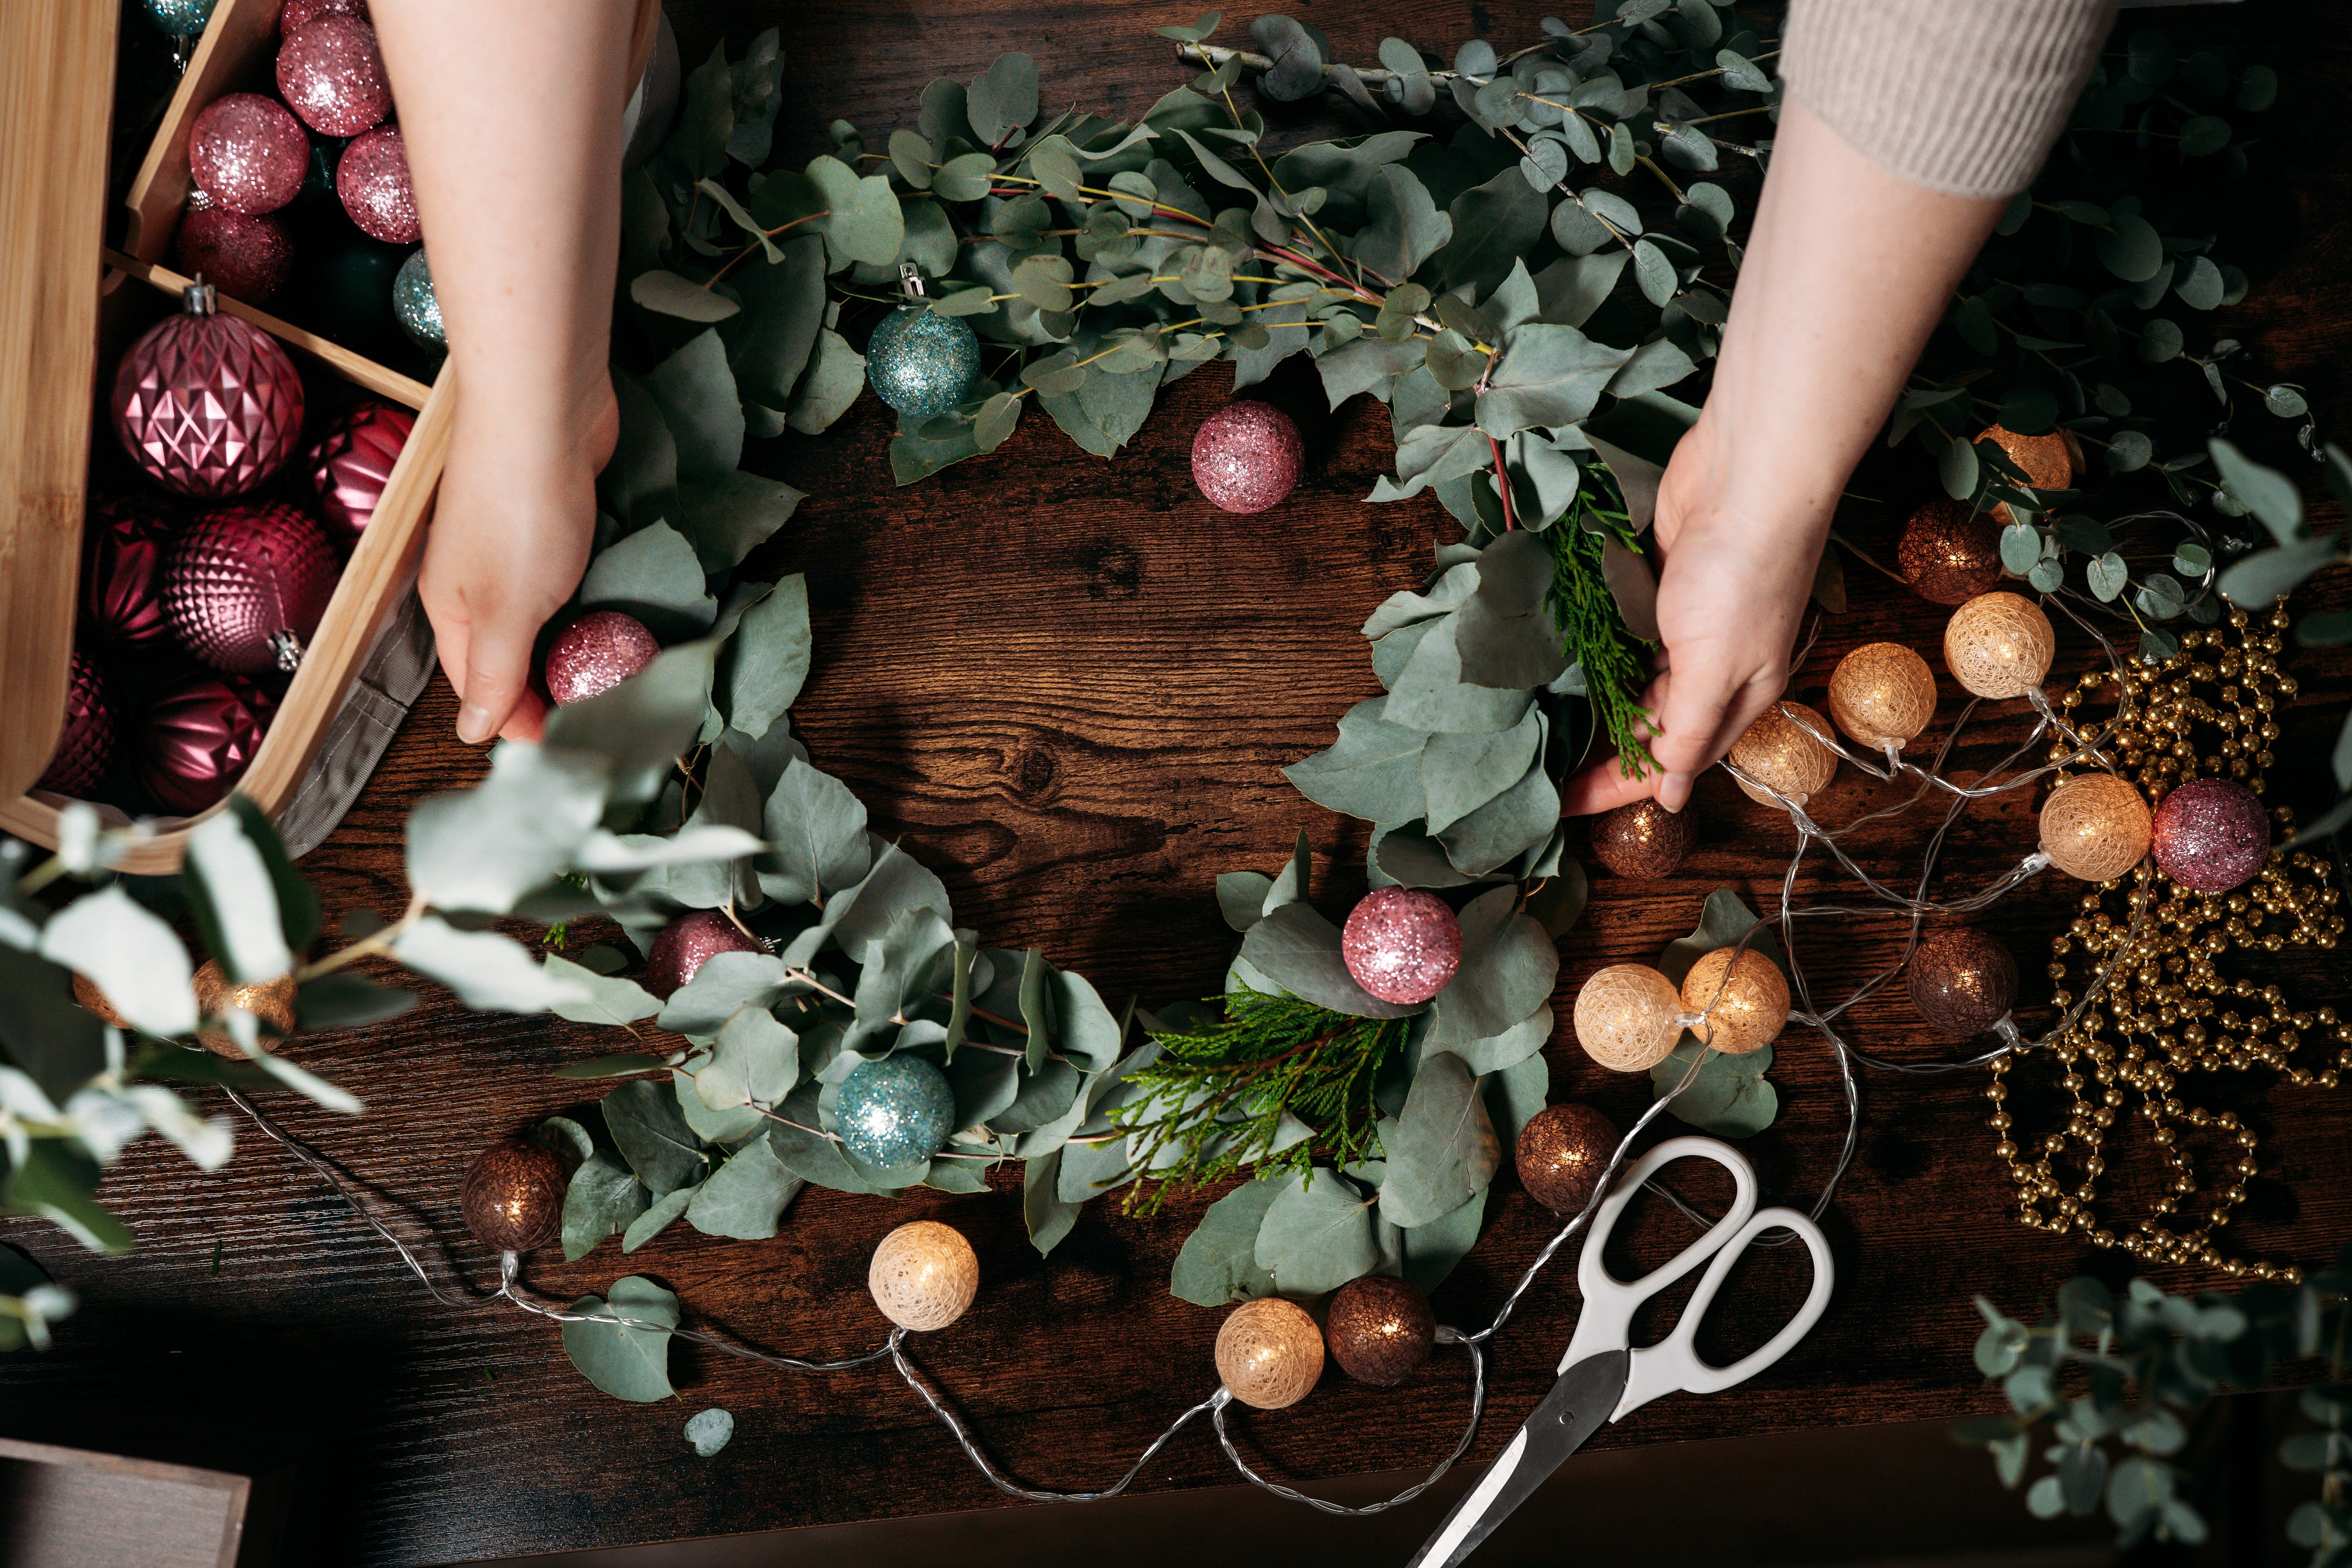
[187,93,308,216]
[1191,401,1304,514]
[1341,886,1463,1004]
[276,15,390,137]
[544,611,660,706]
[337,125,421,244]
[281,0,368,35]
[645,911,768,999]
[2151,777,2272,893]
[172,207,294,305]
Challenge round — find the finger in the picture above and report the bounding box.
[500,687,549,745]
[454,606,540,746]
[1561,754,1661,815]
[1646,655,1748,812]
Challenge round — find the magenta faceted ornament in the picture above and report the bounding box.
[171,207,294,305]
[164,503,340,675]
[337,125,421,243]
[1341,886,1463,1004]
[2151,777,2272,893]
[79,492,179,648]
[544,611,660,706]
[136,672,272,815]
[36,651,120,797]
[645,911,768,999]
[187,93,308,215]
[276,14,389,136]
[1191,401,1305,514]
[111,282,305,498]
[306,399,415,547]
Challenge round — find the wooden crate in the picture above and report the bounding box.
[0,1436,255,1568]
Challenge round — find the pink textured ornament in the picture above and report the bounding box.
[2152,777,2272,893]
[544,611,660,706]
[165,503,340,675]
[171,207,294,305]
[306,400,414,547]
[111,282,305,497]
[281,0,367,34]
[1192,401,1304,513]
[136,672,272,815]
[187,93,307,215]
[645,911,768,999]
[276,15,389,136]
[36,651,119,797]
[79,492,178,648]
[337,125,420,244]
[1341,886,1462,1004]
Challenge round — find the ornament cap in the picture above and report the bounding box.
[182,278,219,316]
[269,628,305,673]
[898,261,927,300]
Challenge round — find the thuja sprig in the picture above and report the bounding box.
[1550,465,1661,778]
[1114,985,1405,1214]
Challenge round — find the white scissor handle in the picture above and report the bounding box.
[1615,1202,1834,1418]
[1559,1135,1759,1374]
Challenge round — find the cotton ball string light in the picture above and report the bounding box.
[1906,928,2018,1039]
[835,1055,957,1170]
[1588,798,1694,879]
[1192,401,1305,514]
[1944,591,2055,701]
[1679,948,1788,1055]
[643,909,765,998]
[544,610,659,706]
[1341,887,1461,1004]
[192,961,296,1058]
[275,13,390,136]
[1828,642,1938,752]
[188,94,308,215]
[2151,777,2271,893]
[1515,1102,1618,1215]
[393,249,445,353]
[1898,498,2005,606]
[1980,422,2082,499]
[460,1142,568,1253]
[1324,1275,1435,1386]
[1572,963,1685,1072]
[865,270,978,418]
[1215,1296,1323,1409]
[337,125,421,243]
[868,1221,978,1332]
[1728,700,1838,806]
[2039,773,2152,882]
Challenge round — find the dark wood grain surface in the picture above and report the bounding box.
[4,4,2351,1564]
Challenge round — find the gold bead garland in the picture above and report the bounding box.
[1989,604,2347,1283]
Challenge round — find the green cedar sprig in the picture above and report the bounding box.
[1113,985,1405,1213]
[1550,464,1659,778]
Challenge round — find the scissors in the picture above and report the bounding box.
[1407,1135,1835,1568]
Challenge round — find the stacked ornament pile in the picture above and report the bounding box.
[153,0,444,363]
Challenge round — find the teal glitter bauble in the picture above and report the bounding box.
[143,0,216,36]
[392,248,444,352]
[865,305,979,419]
[836,1055,956,1169]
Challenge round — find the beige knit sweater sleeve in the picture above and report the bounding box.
[1778,0,2120,199]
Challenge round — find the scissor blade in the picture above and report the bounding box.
[1404,1348,1629,1568]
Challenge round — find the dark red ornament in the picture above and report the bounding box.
[171,207,294,305]
[544,610,659,706]
[2152,777,2272,894]
[187,93,308,215]
[337,125,420,244]
[306,399,414,547]
[164,503,340,675]
[645,910,767,999]
[281,0,367,34]
[276,14,389,136]
[36,651,119,797]
[111,281,305,497]
[1191,401,1304,514]
[136,671,272,815]
[79,492,178,648]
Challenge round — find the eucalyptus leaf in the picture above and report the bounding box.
[561,1276,678,1402]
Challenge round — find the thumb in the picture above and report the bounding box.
[453,607,541,746]
[1645,652,1777,813]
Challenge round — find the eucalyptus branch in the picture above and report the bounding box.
[293,896,425,984]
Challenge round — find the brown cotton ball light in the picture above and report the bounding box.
[1899,499,2006,606]
[1980,423,2083,497]
[1679,948,1790,1056]
[1944,592,2056,701]
[1325,1275,1437,1386]
[70,971,129,1029]
[1589,799,1695,879]
[1516,1102,1620,1216]
[459,1142,568,1253]
[1907,928,2019,1039]
[1573,963,1685,1072]
[192,959,297,1058]
[1728,700,1839,807]
[1828,643,1938,752]
[869,1220,980,1332]
[1216,1296,1324,1409]
[2039,773,2153,882]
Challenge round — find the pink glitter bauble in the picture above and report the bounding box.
[172,207,294,305]
[1341,886,1463,1004]
[187,93,308,216]
[337,125,421,244]
[165,502,341,675]
[36,650,119,797]
[544,611,660,706]
[2151,777,2272,893]
[644,911,768,999]
[136,672,273,815]
[80,491,179,648]
[306,400,415,547]
[276,16,390,136]
[281,0,368,35]
[1191,401,1305,514]
[111,284,305,497]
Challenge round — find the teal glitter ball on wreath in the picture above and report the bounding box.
[143,0,216,35]
[836,1055,956,1170]
[392,248,444,352]
[865,305,979,419]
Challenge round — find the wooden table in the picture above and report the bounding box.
[4,3,2350,1563]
